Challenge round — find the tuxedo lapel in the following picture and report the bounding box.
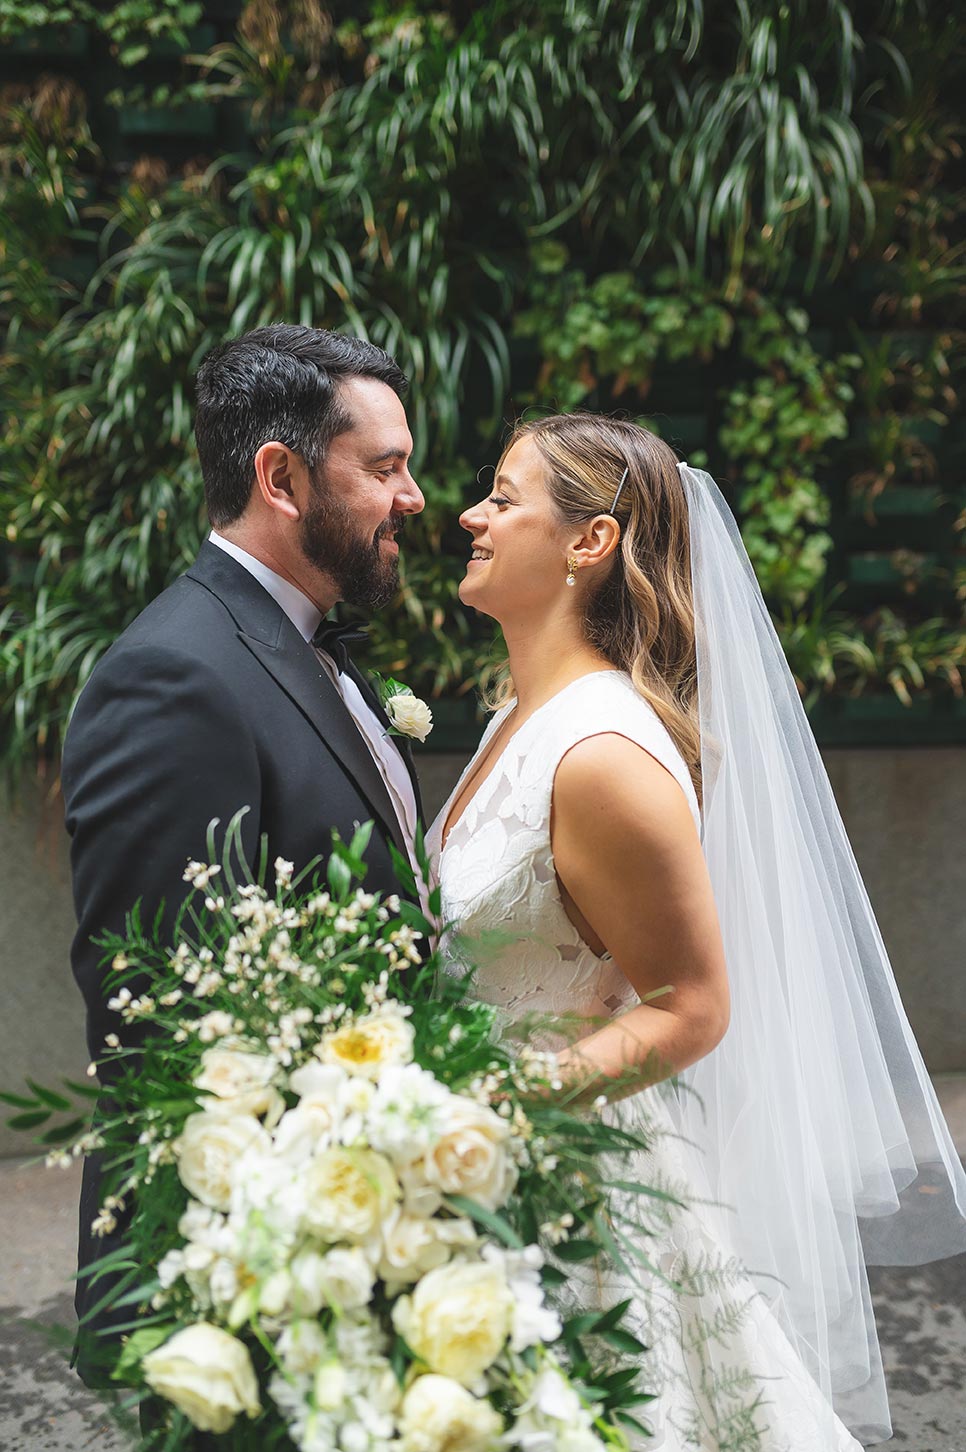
[185,543,408,858]
[345,661,425,823]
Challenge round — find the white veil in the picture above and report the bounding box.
[671,463,966,1441]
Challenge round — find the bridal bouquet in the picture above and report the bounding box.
[6,814,664,1451]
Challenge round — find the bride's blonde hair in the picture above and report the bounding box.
[485,412,702,797]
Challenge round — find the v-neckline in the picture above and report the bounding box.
[438,670,620,854]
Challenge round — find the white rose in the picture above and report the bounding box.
[288,1060,349,1103]
[303,1147,399,1243]
[272,1101,339,1164]
[194,1045,280,1120]
[318,1009,415,1081]
[423,1098,518,1211]
[142,1323,260,1434]
[391,1260,512,1387]
[176,1110,270,1211]
[386,692,433,742]
[399,1374,503,1452]
[290,1245,375,1314]
[377,1209,477,1290]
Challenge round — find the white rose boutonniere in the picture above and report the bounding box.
[374,674,434,743]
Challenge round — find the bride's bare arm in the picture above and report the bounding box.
[550,732,729,1098]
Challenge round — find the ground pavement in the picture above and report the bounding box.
[1,1078,964,1452]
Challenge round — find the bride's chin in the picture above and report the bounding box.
[458,578,499,618]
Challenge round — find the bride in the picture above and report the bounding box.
[425,413,966,1451]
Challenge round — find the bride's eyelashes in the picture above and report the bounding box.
[488,494,512,510]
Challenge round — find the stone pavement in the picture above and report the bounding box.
[1,1078,964,1452]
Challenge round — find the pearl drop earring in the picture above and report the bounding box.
[566,555,579,587]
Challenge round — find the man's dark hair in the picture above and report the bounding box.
[194,325,409,527]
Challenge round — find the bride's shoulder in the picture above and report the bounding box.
[552,671,700,826]
[557,669,663,733]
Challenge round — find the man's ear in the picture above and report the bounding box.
[253,442,304,521]
[571,514,621,571]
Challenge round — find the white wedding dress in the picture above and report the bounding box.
[426,670,864,1452]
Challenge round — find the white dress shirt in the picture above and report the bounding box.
[208,532,419,872]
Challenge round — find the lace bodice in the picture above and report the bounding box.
[426,671,701,1025]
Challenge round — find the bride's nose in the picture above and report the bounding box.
[459,498,486,534]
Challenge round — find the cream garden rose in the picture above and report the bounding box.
[378,1208,478,1290]
[142,1323,260,1434]
[385,692,434,742]
[194,1044,283,1121]
[399,1374,503,1452]
[318,1008,415,1081]
[422,1097,518,1211]
[176,1109,270,1211]
[303,1147,400,1243]
[392,1260,513,1387]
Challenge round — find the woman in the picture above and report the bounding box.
[426,413,966,1450]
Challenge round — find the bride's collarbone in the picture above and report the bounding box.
[440,704,548,850]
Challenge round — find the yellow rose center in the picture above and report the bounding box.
[332,1028,382,1064]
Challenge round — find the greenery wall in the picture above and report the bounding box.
[1,0,964,769]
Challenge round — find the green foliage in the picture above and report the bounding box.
[719,301,858,607]
[0,0,964,772]
[516,256,734,411]
[0,0,202,61]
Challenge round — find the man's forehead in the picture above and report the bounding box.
[340,376,409,430]
[338,374,406,417]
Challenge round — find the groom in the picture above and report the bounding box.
[61,324,425,1391]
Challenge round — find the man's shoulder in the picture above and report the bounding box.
[65,573,245,737]
[114,570,234,653]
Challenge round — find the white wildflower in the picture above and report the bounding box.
[183,861,221,890]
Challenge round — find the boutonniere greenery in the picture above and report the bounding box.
[372,674,434,743]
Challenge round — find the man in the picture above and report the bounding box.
[61,325,425,1404]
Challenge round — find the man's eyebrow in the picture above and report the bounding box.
[494,473,519,494]
[365,447,410,465]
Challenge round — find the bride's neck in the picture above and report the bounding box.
[503,616,612,715]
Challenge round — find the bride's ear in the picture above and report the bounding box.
[570,514,621,571]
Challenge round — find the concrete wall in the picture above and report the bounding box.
[1,747,964,1156]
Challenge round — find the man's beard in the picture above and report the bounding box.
[300,487,403,611]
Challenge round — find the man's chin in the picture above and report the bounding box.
[342,563,399,611]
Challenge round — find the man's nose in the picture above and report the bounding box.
[396,470,424,515]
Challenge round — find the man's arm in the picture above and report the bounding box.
[62,644,263,1068]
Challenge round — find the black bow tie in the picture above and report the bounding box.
[311,619,368,674]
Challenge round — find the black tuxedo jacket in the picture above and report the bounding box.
[61,540,422,1380]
